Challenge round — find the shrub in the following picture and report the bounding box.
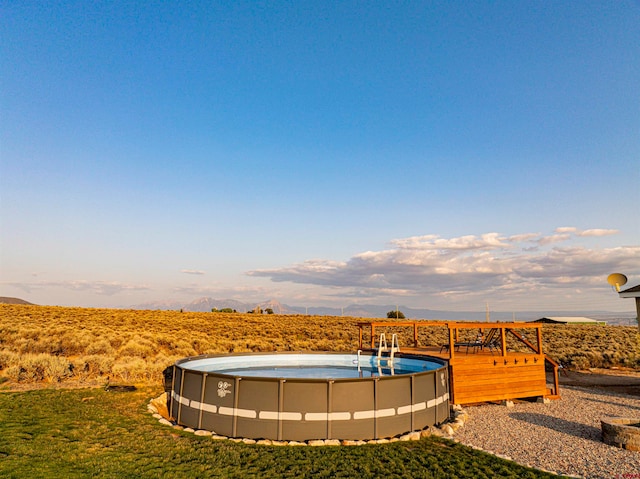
[86,339,114,355]
[387,310,405,319]
[73,355,115,379]
[117,337,156,358]
[12,354,72,382]
[43,356,72,382]
[112,357,149,382]
[1,304,638,387]
[5,365,25,382]
[0,350,18,370]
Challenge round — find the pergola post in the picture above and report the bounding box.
[536,326,543,354]
[370,324,376,349]
[448,326,455,359]
[500,328,507,356]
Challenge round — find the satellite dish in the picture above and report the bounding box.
[607,273,628,292]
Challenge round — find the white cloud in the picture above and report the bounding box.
[507,233,540,243]
[2,280,150,296]
[181,269,206,275]
[577,228,619,237]
[536,234,571,245]
[390,233,509,251]
[554,226,619,237]
[555,226,578,234]
[247,228,640,308]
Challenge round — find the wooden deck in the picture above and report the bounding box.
[357,321,560,405]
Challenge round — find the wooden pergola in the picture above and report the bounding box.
[357,321,560,405]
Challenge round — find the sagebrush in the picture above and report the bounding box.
[0,304,637,388]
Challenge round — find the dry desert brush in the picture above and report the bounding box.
[0,304,638,389]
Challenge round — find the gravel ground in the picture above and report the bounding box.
[453,386,640,479]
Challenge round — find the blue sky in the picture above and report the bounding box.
[2,1,639,312]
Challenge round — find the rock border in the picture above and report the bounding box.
[601,416,640,451]
[147,394,570,476]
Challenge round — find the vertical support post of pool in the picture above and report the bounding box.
[232,377,240,438]
[198,373,207,430]
[327,380,334,439]
[177,368,185,425]
[169,365,176,419]
[410,374,415,432]
[433,369,440,422]
[277,379,285,441]
[373,377,379,439]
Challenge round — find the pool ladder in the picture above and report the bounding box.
[376,333,400,368]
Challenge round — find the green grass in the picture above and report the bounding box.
[0,387,562,478]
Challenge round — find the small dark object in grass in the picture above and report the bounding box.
[104,378,137,392]
[104,384,137,392]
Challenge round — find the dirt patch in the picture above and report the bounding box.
[0,379,120,392]
[559,368,640,397]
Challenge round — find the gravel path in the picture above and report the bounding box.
[453,386,640,479]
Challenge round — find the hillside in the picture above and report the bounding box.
[0,304,637,389]
[0,297,34,305]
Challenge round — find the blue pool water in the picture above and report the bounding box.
[216,365,416,379]
[182,353,441,379]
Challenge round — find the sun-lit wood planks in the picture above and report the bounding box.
[357,320,560,405]
[449,353,547,404]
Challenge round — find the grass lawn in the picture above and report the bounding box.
[0,387,561,478]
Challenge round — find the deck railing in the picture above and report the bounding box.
[357,320,560,402]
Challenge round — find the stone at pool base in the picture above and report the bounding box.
[149,392,170,418]
[601,417,640,451]
[440,425,455,436]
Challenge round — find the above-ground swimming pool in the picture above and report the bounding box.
[170,352,449,441]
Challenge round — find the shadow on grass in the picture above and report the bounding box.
[509,412,602,443]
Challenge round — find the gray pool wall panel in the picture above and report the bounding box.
[171,352,449,441]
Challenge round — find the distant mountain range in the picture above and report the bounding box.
[129,297,637,325]
[2,295,633,325]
